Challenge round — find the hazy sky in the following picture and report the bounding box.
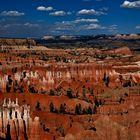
[0,0,140,38]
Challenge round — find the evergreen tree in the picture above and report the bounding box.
[106,76,110,87]
[94,97,99,107]
[93,105,97,114]
[50,89,55,95]
[87,106,92,114]
[59,104,65,114]
[49,102,55,113]
[67,88,73,98]
[82,87,86,97]
[75,104,82,115]
[35,101,41,111]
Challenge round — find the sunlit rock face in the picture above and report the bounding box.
[1,61,140,94]
[0,63,118,92]
[0,38,36,50]
[0,40,140,140]
[103,46,132,56]
[0,98,43,140]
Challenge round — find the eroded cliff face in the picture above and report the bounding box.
[0,98,48,140]
[0,45,140,140]
[0,38,37,50]
[1,89,139,140]
[103,46,132,55]
[0,62,139,94]
[0,63,118,93]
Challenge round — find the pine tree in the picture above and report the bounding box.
[35,101,41,111]
[87,106,92,114]
[59,104,65,114]
[50,89,55,95]
[67,88,73,98]
[50,102,55,113]
[75,104,82,115]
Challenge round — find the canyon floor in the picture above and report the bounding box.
[0,38,140,140]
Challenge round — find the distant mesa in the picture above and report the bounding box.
[59,35,76,40]
[42,35,76,40]
[113,34,140,40]
[42,36,55,40]
[41,34,140,41]
[0,33,140,51]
